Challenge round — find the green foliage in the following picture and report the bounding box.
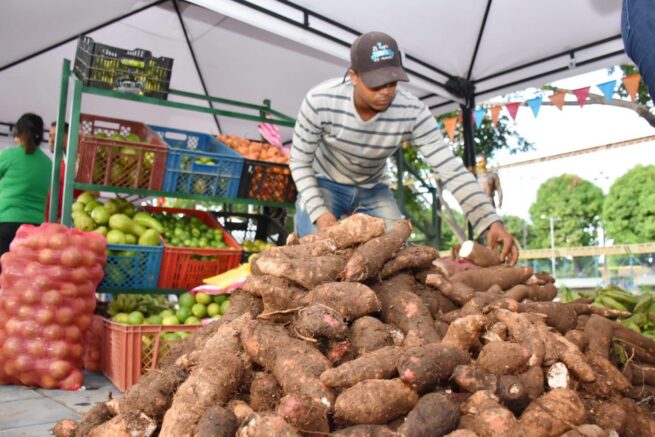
[528,174,605,248]
[502,215,532,248]
[616,65,653,105]
[602,164,655,243]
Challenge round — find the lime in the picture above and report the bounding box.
[178,293,195,308]
[213,295,228,305]
[191,303,207,319]
[176,307,191,323]
[207,303,221,317]
[113,313,129,324]
[195,292,212,305]
[162,332,179,341]
[178,331,191,339]
[160,309,175,319]
[146,314,162,325]
[220,300,230,314]
[162,316,180,326]
[127,311,145,325]
[184,316,201,325]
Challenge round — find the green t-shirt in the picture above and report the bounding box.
[0,145,52,224]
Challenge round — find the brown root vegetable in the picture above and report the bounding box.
[52,419,79,437]
[411,282,454,319]
[443,431,478,437]
[296,282,381,321]
[626,362,655,386]
[452,365,499,393]
[276,394,329,435]
[299,213,386,249]
[88,412,157,437]
[426,275,474,306]
[380,245,439,278]
[590,401,627,434]
[504,283,558,302]
[434,257,480,276]
[584,352,631,396]
[519,366,545,400]
[459,240,501,267]
[518,301,578,334]
[558,424,607,437]
[291,304,348,340]
[398,392,459,437]
[250,372,283,412]
[477,341,530,375]
[564,330,589,353]
[255,253,347,289]
[613,324,655,365]
[617,397,655,437]
[331,425,397,437]
[497,375,530,415]
[236,413,301,437]
[442,314,488,352]
[349,316,395,354]
[549,331,596,383]
[569,302,631,319]
[76,401,116,437]
[195,406,239,437]
[374,274,440,347]
[472,405,518,437]
[397,343,469,392]
[264,238,337,259]
[494,309,545,367]
[240,320,334,409]
[326,339,356,366]
[228,400,255,425]
[583,315,615,359]
[242,275,304,322]
[320,346,402,388]
[333,378,418,425]
[451,265,533,291]
[516,388,586,437]
[342,220,412,281]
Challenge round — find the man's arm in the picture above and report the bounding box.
[290,95,331,225]
[494,173,503,209]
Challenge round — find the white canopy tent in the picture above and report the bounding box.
[0,0,628,151]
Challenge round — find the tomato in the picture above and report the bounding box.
[60,247,82,268]
[38,248,59,265]
[55,307,75,325]
[48,360,72,379]
[43,324,64,341]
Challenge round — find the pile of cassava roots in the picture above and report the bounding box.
[54,214,655,437]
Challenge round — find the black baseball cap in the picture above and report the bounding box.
[350,31,409,88]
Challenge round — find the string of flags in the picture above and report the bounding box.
[438,73,643,140]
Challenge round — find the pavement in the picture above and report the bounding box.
[0,372,118,437]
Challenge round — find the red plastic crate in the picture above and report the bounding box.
[145,206,243,289]
[76,114,168,190]
[100,318,199,392]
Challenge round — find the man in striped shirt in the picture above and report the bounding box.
[290,31,519,264]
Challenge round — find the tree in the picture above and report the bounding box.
[602,164,655,244]
[528,174,604,249]
[502,215,533,248]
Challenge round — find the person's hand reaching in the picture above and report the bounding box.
[315,211,338,230]
[486,221,519,266]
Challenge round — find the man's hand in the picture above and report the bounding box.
[315,211,338,230]
[486,221,519,266]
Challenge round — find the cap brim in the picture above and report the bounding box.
[360,66,409,88]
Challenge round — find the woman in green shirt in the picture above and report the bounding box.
[0,113,52,265]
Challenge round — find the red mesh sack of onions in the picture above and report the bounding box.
[0,223,106,390]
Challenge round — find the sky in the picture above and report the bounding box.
[446,66,655,222]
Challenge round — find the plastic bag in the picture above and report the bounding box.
[0,223,106,389]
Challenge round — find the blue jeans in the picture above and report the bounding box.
[295,178,402,237]
[622,0,655,101]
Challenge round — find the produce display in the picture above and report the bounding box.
[89,131,158,187]
[240,239,276,254]
[0,223,106,390]
[150,211,227,250]
[216,134,289,164]
[56,213,655,436]
[71,191,162,248]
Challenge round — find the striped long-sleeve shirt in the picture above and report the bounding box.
[290,78,501,235]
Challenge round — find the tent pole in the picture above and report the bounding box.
[461,98,476,240]
[172,0,222,133]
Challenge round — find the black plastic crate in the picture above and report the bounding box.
[73,36,173,99]
[213,212,288,262]
[238,159,297,203]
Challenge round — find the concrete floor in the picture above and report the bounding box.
[0,372,118,437]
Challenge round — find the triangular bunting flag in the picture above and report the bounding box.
[623,73,641,102]
[526,96,543,118]
[572,86,590,107]
[549,91,566,110]
[596,80,616,102]
[437,118,443,129]
[505,102,521,121]
[473,108,486,128]
[490,105,501,127]
[443,116,458,140]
